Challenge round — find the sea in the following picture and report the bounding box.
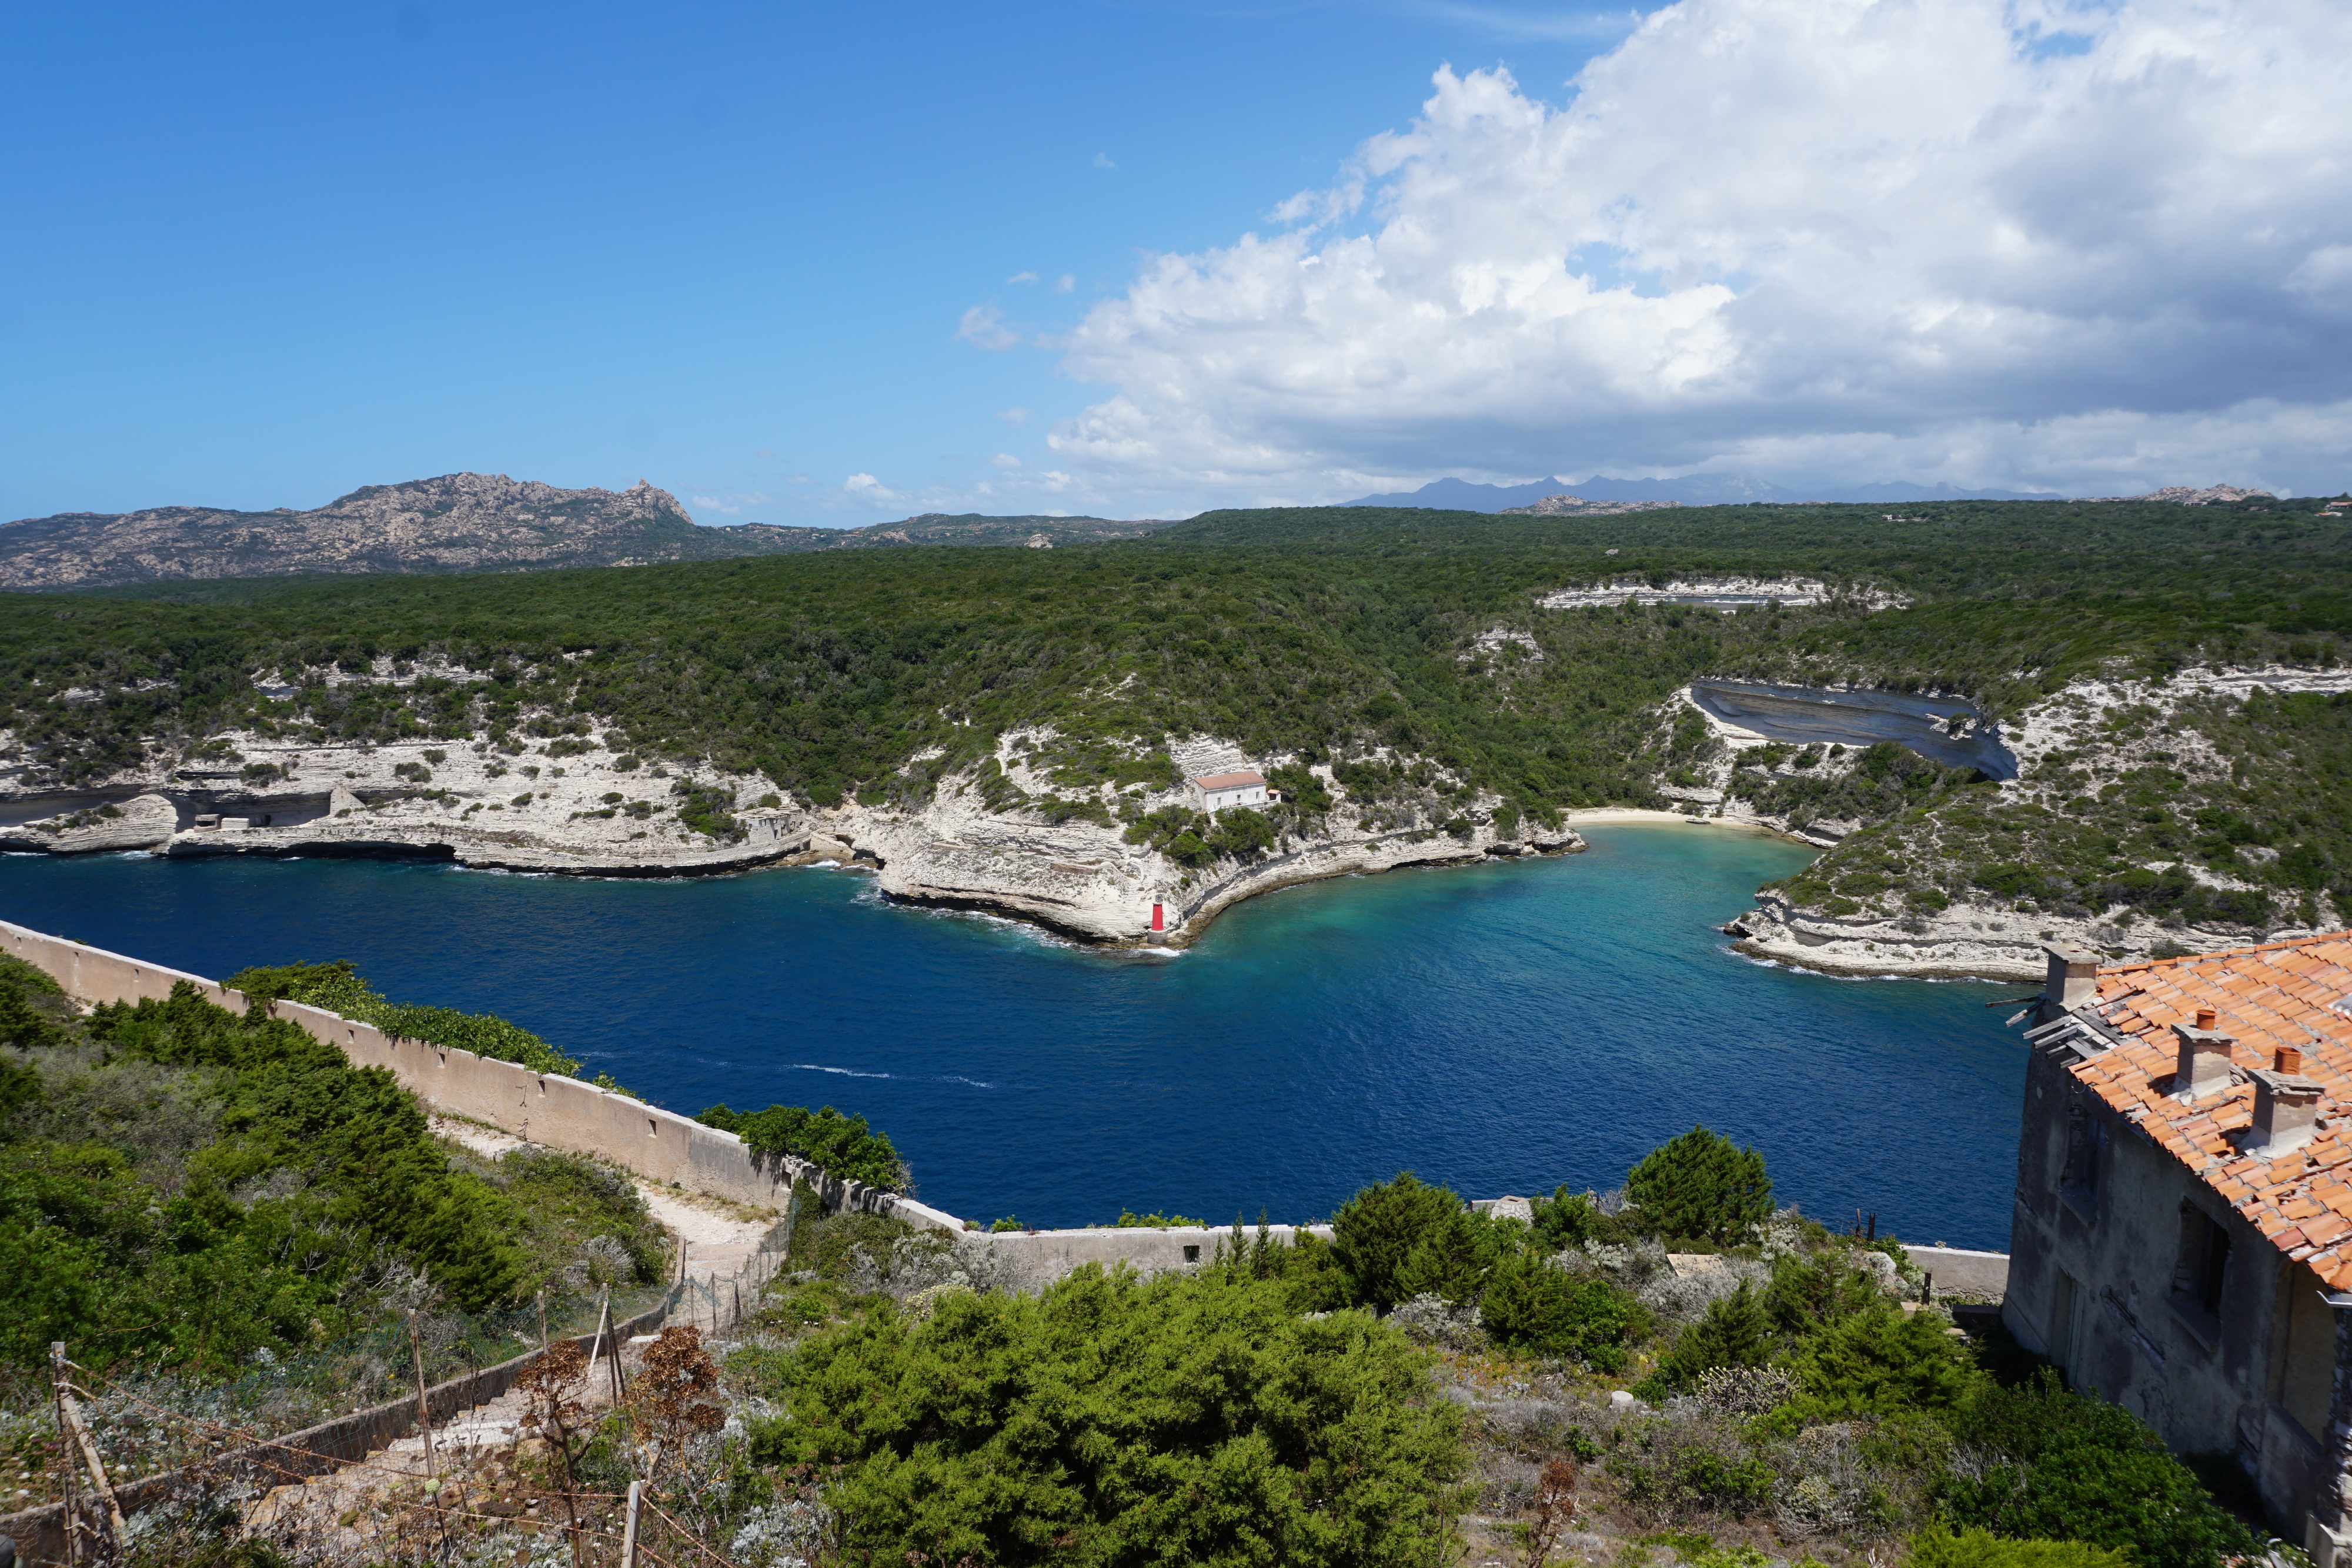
[0,824,2026,1247]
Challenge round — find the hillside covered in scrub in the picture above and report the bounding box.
[0,952,670,1504]
[4,494,2350,961]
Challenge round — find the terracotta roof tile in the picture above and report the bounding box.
[2071,934,2352,1285]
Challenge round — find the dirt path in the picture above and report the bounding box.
[430,1114,779,1277]
[233,1121,786,1556]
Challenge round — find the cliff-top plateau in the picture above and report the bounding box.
[0,472,1176,590]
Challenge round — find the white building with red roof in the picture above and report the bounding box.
[2004,933,2352,1554]
[1188,770,1267,813]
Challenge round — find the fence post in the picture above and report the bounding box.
[52,1343,125,1549]
[406,1313,436,1480]
[621,1478,643,1567]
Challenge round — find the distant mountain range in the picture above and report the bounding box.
[1342,475,2065,510]
[0,473,1178,591]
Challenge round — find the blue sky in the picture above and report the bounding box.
[0,1,1639,524]
[6,1,2351,526]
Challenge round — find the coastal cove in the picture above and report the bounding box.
[0,824,2026,1246]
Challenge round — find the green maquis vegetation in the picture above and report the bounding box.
[0,954,661,1387]
[8,496,2352,929]
[753,1268,1471,1568]
[694,1101,907,1190]
[738,1129,2273,1568]
[224,958,581,1076]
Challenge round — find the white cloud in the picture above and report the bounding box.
[1093,152,1117,170]
[996,407,1032,425]
[992,453,1024,468]
[690,494,737,514]
[843,473,903,503]
[1007,270,1040,285]
[957,303,1023,350]
[1048,0,2352,501]
[1055,274,1075,294]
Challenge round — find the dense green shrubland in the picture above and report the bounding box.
[737,1126,2271,1567]
[12,500,2343,821]
[0,955,657,1386]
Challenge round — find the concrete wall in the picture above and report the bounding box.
[0,920,958,1233]
[967,1223,1335,1292]
[1908,1245,2010,1300]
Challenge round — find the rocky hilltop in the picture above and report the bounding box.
[1496,494,1682,517]
[0,474,1177,590]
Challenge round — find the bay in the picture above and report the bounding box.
[0,824,2024,1246]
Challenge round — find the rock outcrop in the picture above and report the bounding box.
[1498,494,1682,516]
[0,475,1178,590]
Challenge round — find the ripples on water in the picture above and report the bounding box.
[0,825,2024,1245]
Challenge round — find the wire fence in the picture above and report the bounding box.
[7,1208,804,1564]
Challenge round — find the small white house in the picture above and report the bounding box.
[1189,770,1268,813]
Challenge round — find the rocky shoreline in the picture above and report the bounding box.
[1657,666,2352,982]
[0,725,1588,947]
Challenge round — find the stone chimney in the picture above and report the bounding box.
[2173,1008,2237,1102]
[2245,1046,2326,1156]
[2042,942,2100,1016]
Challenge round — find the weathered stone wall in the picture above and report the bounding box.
[2004,1030,2322,1532]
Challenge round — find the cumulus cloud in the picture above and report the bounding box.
[996,407,1031,425]
[957,303,1023,350]
[812,453,1142,519]
[1055,274,1075,293]
[1007,270,1040,285]
[1049,0,2352,500]
[1093,152,1117,170]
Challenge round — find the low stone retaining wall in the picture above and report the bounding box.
[0,920,959,1234]
[1907,1245,2010,1300]
[967,1223,1335,1292]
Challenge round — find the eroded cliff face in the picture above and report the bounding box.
[0,717,1583,945]
[1650,668,2352,979]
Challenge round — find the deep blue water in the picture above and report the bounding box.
[0,826,2026,1246]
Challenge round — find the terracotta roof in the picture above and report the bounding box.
[2068,933,2352,1290]
[1192,771,1265,790]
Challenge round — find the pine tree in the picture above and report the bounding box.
[1625,1125,1773,1243]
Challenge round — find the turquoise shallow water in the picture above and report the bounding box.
[0,825,2026,1246]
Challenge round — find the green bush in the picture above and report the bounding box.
[1393,1202,1503,1305]
[1640,1279,1773,1396]
[1478,1251,1647,1370]
[1626,1126,1773,1243]
[1531,1184,1633,1251]
[0,972,533,1374]
[1939,1372,2263,1568]
[696,1102,907,1190]
[225,960,580,1076]
[750,1265,1471,1567]
[1208,1219,1351,1313]
[1789,1298,1977,1417]
[1907,1525,2130,1568]
[1332,1172,1466,1310]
